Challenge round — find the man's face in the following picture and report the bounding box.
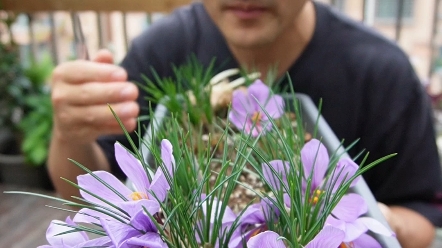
[203,0,308,49]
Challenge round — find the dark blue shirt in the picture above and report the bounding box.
[97,2,442,226]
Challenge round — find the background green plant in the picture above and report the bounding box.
[18,55,54,166]
[1,13,54,166]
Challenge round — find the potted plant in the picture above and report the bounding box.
[7,59,400,247]
[0,12,54,189]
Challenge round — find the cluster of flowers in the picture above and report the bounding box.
[38,80,394,248]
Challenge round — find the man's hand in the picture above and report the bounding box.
[378,202,436,248]
[48,50,139,200]
[50,49,139,144]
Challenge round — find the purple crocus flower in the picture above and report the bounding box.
[74,139,175,224]
[301,139,360,193]
[100,204,168,248]
[326,193,395,245]
[229,199,280,248]
[246,225,345,248]
[261,140,360,208]
[197,196,278,248]
[229,79,284,137]
[38,216,113,248]
[196,196,239,247]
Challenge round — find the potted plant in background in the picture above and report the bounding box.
[0,12,54,190]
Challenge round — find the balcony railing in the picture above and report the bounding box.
[1,0,192,12]
[1,0,193,64]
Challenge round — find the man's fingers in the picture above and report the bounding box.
[93,49,114,64]
[57,102,140,128]
[52,81,138,106]
[52,60,127,84]
[94,118,138,135]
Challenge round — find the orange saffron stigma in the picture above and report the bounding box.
[340,242,355,248]
[250,228,262,238]
[130,192,148,201]
[251,112,262,123]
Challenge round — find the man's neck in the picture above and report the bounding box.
[228,2,316,81]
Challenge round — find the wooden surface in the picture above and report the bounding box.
[0,0,192,12]
[0,184,68,248]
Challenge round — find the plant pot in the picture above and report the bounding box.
[140,93,401,248]
[0,129,53,190]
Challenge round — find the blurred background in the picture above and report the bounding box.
[1,0,442,247]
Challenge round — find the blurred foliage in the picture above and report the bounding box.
[18,55,54,166]
[1,12,54,166]
[0,13,30,132]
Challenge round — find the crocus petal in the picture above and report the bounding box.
[247,231,286,248]
[239,203,265,225]
[305,225,345,248]
[231,89,253,117]
[332,193,368,222]
[342,219,368,242]
[64,216,89,240]
[225,227,244,248]
[358,217,395,237]
[115,143,151,194]
[327,216,370,244]
[261,197,281,219]
[283,193,291,208]
[74,208,107,225]
[351,233,382,248]
[229,111,248,134]
[301,139,329,190]
[46,218,88,246]
[262,95,284,120]
[148,140,176,202]
[117,199,160,218]
[126,232,168,248]
[201,197,237,224]
[325,216,346,230]
[248,79,281,119]
[248,80,270,106]
[100,218,141,247]
[160,139,175,177]
[149,169,169,202]
[330,157,360,192]
[75,236,113,248]
[130,209,158,233]
[77,171,131,204]
[262,160,290,191]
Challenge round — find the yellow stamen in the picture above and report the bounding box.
[315,189,323,196]
[312,196,319,204]
[130,192,148,201]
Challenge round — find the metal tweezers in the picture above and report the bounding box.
[71,12,90,60]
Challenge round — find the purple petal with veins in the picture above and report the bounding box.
[301,139,330,191]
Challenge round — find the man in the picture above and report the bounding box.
[48,0,442,247]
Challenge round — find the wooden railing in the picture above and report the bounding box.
[0,0,193,64]
[1,0,192,12]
